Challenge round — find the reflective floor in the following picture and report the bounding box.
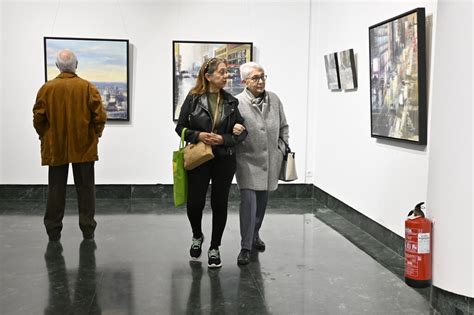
[0,199,434,314]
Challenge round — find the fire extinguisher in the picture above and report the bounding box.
[405,202,432,288]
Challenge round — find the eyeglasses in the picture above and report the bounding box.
[248,75,267,82]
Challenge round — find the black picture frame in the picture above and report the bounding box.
[369,8,426,144]
[44,37,130,121]
[172,40,253,121]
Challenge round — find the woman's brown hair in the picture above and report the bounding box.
[190,57,228,95]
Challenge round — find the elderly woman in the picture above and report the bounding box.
[234,62,289,265]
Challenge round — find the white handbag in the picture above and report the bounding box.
[279,140,297,182]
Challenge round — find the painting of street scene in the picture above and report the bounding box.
[369,8,426,144]
[324,53,340,90]
[338,49,357,90]
[44,37,129,121]
[173,41,253,121]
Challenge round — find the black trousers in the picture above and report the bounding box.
[44,162,96,238]
[186,155,236,249]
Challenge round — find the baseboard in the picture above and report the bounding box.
[0,184,313,201]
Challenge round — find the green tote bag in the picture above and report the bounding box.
[173,128,188,207]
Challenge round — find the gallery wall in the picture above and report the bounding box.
[308,0,437,237]
[308,0,473,298]
[0,0,310,184]
[426,0,473,298]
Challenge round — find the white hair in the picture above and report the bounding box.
[56,49,78,73]
[239,62,265,81]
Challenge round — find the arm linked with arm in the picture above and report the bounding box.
[222,106,248,146]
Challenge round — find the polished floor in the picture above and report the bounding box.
[0,199,434,314]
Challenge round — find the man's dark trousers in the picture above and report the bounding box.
[44,162,96,240]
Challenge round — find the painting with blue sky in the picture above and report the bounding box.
[44,37,129,120]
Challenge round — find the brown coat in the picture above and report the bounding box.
[33,72,107,166]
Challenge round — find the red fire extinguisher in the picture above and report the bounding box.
[405,202,432,288]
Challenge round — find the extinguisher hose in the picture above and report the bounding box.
[409,202,425,218]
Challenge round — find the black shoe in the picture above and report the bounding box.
[208,249,222,268]
[237,249,250,266]
[253,236,266,251]
[190,235,204,260]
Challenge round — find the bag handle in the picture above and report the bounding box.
[279,137,291,154]
[180,128,187,149]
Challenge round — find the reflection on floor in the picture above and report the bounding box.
[0,199,434,314]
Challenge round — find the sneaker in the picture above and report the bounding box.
[253,236,266,251]
[237,249,250,266]
[208,249,222,268]
[190,235,204,259]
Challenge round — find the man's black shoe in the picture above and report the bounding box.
[237,249,250,265]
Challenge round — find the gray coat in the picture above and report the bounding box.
[235,89,289,191]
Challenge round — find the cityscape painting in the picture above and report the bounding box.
[338,49,357,90]
[173,40,253,121]
[44,37,130,121]
[323,52,340,90]
[369,8,426,144]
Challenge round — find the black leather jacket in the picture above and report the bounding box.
[175,90,248,157]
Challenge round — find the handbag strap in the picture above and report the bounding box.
[180,128,187,149]
[211,93,221,133]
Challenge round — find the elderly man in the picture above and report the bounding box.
[33,49,107,242]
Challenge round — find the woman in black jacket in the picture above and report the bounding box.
[175,57,247,268]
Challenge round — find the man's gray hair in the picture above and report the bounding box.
[239,62,264,81]
[56,49,78,73]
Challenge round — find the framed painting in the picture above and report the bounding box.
[338,49,357,90]
[173,40,253,121]
[44,37,130,121]
[323,52,341,90]
[369,8,426,144]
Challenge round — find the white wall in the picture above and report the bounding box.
[309,0,437,237]
[427,0,473,298]
[0,0,310,184]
